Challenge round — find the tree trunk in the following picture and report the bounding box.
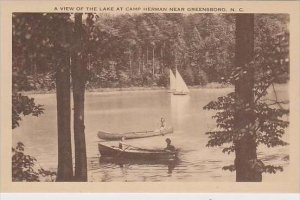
[129,48,132,73]
[71,13,87,182]
[142,53,144,72]
[234,14,261,182]
[34,62,37,85]
[160,44,164,74]
[146,46,149,65]
[138,60,140,74]
[152,44,155,76]
[56,19,73,181]
[138,48,141,74]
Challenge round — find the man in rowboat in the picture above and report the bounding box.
[165,138,176,152]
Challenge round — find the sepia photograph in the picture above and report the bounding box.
[1,0,300,195]
[11,12,290,183]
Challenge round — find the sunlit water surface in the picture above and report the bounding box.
[13,86,289,182]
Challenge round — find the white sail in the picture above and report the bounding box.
[170,69,176,92]
[174,69,189,94]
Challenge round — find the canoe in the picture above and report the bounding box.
[173,91,189,95]
[97,127,173,141]
[98,143,178,160]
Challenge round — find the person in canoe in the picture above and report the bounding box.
[119,136,128,150]
[160,117,167,131]
[165,138,176,152]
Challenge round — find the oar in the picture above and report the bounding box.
[125,144,164,152]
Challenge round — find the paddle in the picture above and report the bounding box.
[114,143,164,152]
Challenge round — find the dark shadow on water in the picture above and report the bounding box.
[98,156,180,175]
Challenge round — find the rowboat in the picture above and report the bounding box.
[99,156,180,166]
[98,143,178,160]
[97,127,173,141]
[99,154,179,174]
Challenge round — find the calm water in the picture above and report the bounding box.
[13,87,289,182]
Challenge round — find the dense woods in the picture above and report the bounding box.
[12,13,289,182]
[12,13,288,92]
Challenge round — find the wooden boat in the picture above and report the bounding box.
[97,127,173,141]
[99,156,179,166]
[98,143,178,160]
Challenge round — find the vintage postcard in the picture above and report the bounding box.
[0,0,299,193]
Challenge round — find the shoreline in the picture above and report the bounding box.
[18,82,287,96]
[20,82,233,95]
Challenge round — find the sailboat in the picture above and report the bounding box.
[169,69,176,93]
[169,68,189,95]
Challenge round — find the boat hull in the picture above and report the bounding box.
[97,127,173,141]
[173,91,189,95]
[99,156,179,165]
[98,143,177,160]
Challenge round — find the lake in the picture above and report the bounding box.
[13,86,289,182]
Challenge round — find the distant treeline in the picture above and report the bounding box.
[12,13,289,91]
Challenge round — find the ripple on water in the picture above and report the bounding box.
[14,88,289,182]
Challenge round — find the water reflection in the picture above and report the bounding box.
[97,156,180,176]
[14,88,289,182]
[171,95,190,129]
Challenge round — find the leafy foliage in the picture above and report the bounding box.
[12,14,66,181]
[12,142,56,182]
[12,13,73,129]
[13,14,289,90]
[12,93,44,129]
[222,162,284,174]
[204,15,289,174]
[12,13,237,90]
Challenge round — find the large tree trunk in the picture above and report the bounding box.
[129,48,132,73]
[146,46,149,65]
[142,53,144,72]
[56,19,73,182]
[234,14,262,182]
[152,44,155,76]
[160,44,164,74]
[138,47,141,74]
[71,13,88,182]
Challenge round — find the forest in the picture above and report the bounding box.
[13,13,289,92]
